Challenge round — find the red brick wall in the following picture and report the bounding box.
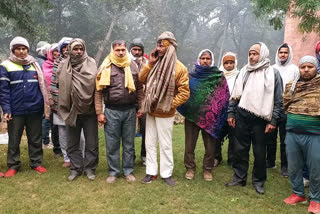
[284,14,320,65]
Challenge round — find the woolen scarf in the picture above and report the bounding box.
[96,45,136,93]
[58,38,98,127]
[231,42,275,121]
[141,31,177,113]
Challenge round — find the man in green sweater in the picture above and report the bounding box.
[283,56,320,214]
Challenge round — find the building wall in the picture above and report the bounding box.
[284,14,320,65]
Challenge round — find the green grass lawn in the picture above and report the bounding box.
[0,125,308,213]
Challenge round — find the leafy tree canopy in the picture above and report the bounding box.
[251,0,320,33]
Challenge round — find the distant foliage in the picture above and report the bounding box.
[251,0,320,33]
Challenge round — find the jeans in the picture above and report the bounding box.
[104,107,136,176]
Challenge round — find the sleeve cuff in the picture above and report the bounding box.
[228,112,235,118]
[270,118,277,126]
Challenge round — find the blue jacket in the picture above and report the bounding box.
[0,60,44,116]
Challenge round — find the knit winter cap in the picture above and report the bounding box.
[223,55,235,64]
[36,41,49,50]
[36,41,51,57]
[129,38,144,54]
[10,36,30,51]
[298,55,319,68]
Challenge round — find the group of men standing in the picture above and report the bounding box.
[0,31,320,213]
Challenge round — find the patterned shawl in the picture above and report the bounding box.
[177,64,230,139]
[141,31,177,113]
[284,74,320,116]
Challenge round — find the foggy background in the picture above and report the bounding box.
[0,0,284,70]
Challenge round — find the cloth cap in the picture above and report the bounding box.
[157,31,177,49]
[298,55,319,68]
[51,43,59,51]
[10,36,30,51]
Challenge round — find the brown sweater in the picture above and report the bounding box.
[139,60,190,118]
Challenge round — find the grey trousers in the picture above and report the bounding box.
[66,114,99,174]
[7,112,43,170]
[59,125,85,162]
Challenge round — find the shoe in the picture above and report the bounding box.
[163,177,175,186]
[4,169,17,178]
[141,157,146,166]
[303,178,310,187]
[84,171,96,181]
[308,201,320,214]
[203,170,213,181]
[106,176,117,184]
[141,174,157,184]
[266,162,276,169]
[125,174,136,182]
[42,143,50,149]
[62,162,71,168]
[68,171,80,181]
[225,180,246,187]
[281,168,289,178]
[0,172,3,177]
[185,169,195,180]
[214,159,220,167]
[54,153,63,159]
[254,185,265,195]
[43,143,54,149]
[34,166,47,173]
[284,193,307,205]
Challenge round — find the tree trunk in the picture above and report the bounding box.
[217,22,229,67]
[94,14,118,65]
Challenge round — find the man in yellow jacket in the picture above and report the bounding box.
[138,31,190,186]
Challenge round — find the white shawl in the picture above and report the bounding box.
[231,42,275,121]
